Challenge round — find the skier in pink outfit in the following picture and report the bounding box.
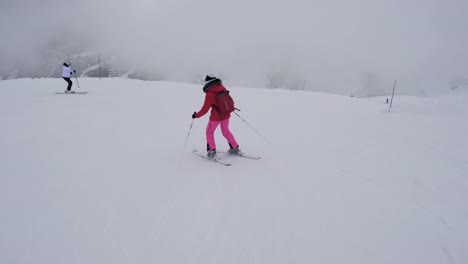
[192,75,240,159]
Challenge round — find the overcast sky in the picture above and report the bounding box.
[1,0,467,94]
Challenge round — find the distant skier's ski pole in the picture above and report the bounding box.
[184,118,195,148]
[233,110,272,145]
[74,70,80,88]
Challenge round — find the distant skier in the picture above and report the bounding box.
[192,75,240,159]
[62,63,75,93]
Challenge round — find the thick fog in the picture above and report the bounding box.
[1,0,467,95]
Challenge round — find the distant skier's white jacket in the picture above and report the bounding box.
[62,66,73,78]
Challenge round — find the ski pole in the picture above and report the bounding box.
[74,70,80,88]
[233,110,272,145]
[184,118,195,148]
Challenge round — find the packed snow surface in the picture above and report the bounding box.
[1,78,467,264]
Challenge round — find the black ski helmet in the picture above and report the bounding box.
[205,75,216,82]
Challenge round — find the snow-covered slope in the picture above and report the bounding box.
[1,78,467,264]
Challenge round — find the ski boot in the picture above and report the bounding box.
[207,150,217,159]
[228,146,241,155]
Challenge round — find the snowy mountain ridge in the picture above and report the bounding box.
[3,50,468,98]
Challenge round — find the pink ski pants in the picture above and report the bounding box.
[206,119,238,151]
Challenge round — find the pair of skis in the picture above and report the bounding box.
[56,91,88,94]
[192,150,261,166]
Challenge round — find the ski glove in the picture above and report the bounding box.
[192,112,197,119]
[73,70,76,73]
